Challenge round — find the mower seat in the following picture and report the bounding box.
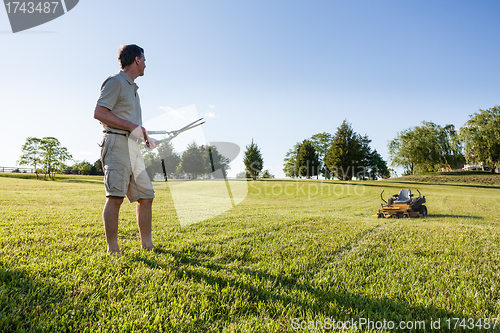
[394,189,411,203]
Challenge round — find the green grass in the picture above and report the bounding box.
[1,173,500,332]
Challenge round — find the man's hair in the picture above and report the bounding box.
[118,44,144,69]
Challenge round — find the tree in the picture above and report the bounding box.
[324,120,364,180]
[79,162,94,175]
[389,121,464,174]
[140,144,159,181]
[310,132,332,160]
[283,142,300,178]
[368,150,391,179]
[243,139,263,181]
[357,134,373,180]
[388,128,418,175]
[39,137,72,178]
[138,141,183,180]
[18,137,42,179]
[72,162,83,174]
[259,169,275,179]
[157,141,181,179]
[461,106,500,173]
[310,132,333,179]
[180,142,206,179]
[94,159,104,175]
[20,137,72,179]
[67,160,98,175]
[296,140,320,179]
[236,171,249,178]
[436,123,464,170]
[203,145,231,179]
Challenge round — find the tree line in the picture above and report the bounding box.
[282,120,391,180]
[141,140,231,180]
[64,160,104,176]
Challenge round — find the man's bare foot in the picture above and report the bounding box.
[107,248,121,256]
[141,244,156,252]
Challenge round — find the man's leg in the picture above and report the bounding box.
[137,198,155,250]
[103,196,124,254]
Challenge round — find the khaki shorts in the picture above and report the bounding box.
[100,133,155,202]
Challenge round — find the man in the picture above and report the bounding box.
[94,44,158,255]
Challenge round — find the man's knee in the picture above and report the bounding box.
[106,196,125,207]
[137,198,153,206]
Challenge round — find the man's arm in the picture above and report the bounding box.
[94,105,157,148]
[94,105,137,132]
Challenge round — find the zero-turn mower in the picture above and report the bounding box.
[375,189,427,218]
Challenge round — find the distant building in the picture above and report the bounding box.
[462,163,485,171]
[462,163,498,172]
[439,163,498,173]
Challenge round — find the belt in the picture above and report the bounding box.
[104,131,142,143]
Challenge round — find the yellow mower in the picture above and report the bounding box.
[375,189,427,218]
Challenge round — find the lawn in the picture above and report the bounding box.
[0,173,499,332]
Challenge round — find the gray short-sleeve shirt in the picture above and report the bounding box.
[97,70,142,134]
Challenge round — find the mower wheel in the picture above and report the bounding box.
[377,213,383,218]
[419,205,428,217]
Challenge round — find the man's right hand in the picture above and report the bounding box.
[131,126,152,148]
[131,126,146,139]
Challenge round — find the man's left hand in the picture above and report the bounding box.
[146,137,159,149]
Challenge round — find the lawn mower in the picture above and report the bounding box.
[375,189,427,218]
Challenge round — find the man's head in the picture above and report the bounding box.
[118,44,146,76]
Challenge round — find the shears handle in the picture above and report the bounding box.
[148,130,169,135]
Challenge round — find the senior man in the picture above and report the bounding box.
[94,44,158,255]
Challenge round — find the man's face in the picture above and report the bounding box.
[136,53,146,76]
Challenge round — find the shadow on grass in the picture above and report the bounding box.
[136,247,463,329]
[0,173,41,180]
[0,173,104,185]
[253,178,402,189]
[387,180,500,190]
[0,266,64,331]
[54,177,103,185]
[427,214,484,219]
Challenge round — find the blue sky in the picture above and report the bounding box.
[2,0,500,177]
